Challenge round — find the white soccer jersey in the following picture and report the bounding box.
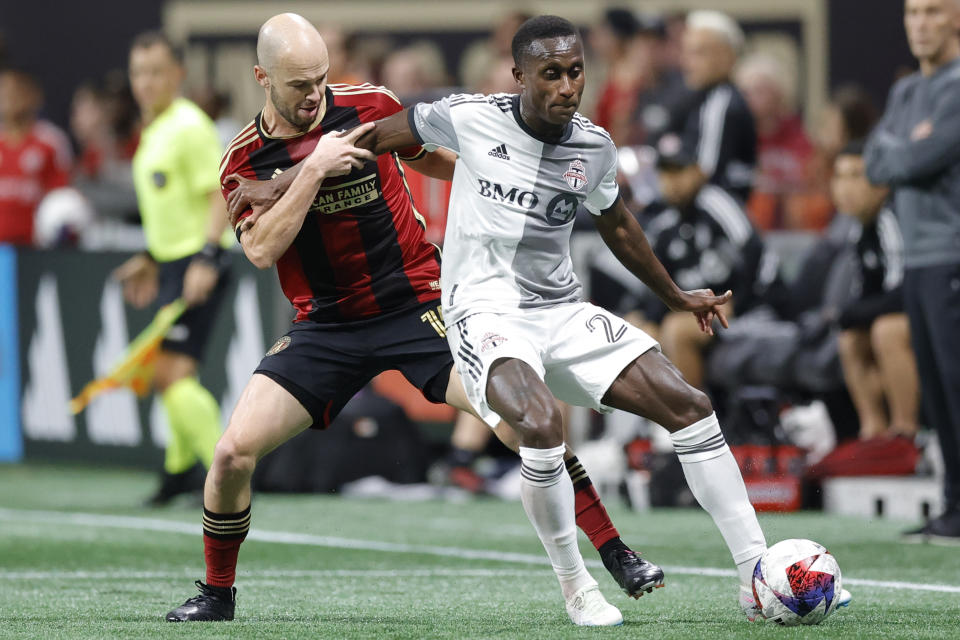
[410,93,620,326]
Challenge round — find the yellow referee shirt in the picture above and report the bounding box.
[132,97,222,262]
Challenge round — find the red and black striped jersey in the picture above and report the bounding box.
[220,83,441,323]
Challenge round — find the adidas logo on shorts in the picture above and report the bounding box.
[488,143,510,160]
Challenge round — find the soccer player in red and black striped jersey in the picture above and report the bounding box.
[166,13,657,623]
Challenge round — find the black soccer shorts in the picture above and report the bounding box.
[156,252,231,361]
[254,298,454,429]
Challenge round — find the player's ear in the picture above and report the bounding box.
[254,65,270,89]
[512,65,524,90]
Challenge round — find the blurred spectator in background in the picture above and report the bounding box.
[866,0,960,541]
[792,85,880,233]
[626,13,690,147]
[115,31,232,506]
[660,11,688,72]
[631,134,768,389]
[588,8,644,145]
[679,10,756,202]
[191,86,243,149]
[381,40,451,104]
[735,53,818,231]
[832,141,917,441]
[460,11,531,94]
[0,68,73,245]
[475,55,517,95]
[318,25,365,85]
[70,74,140,223]
[814,86,879,182]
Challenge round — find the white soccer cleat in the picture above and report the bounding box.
[565,584,623,626]
[739,585,763,622]
[838,588,852,609]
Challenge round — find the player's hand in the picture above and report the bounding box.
[112,253,158,309]
[307,123,378,177]
[669,288,732,337]
[224,173,286,228]
[183,259,219,307]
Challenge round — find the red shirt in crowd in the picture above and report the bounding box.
[0,121,72,244]
[747,115,831,231]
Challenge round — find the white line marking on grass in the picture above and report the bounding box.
[2,507,958,594]
[0,568,542,580]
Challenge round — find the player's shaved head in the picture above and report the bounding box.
[255,13,331,134]
[256,13,329,75]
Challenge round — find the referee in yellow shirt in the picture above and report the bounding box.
[114,31,231,506]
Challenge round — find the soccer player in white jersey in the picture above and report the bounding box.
[231,15,824,625]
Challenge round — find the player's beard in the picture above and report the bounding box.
[270,85,314,132]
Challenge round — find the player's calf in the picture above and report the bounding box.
[566,455,667,598]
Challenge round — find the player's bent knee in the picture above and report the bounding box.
[510,403,564,447]
[664,387,713,430]
[684,387,714,424]
[212,437,256,480]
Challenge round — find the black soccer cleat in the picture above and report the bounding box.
[145,464,205,507]
[165,580,236,621]
[601,548,666,599]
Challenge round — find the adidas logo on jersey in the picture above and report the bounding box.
[488,144,510,160]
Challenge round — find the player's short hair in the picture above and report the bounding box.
[686,10,744,53]
[130,30,184,65]
[511,15,580,66]
[838,139,866,158]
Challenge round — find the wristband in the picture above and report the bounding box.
[196,241,224,265]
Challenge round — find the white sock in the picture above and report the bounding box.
[519,444,595,600]
[670,413,767,587]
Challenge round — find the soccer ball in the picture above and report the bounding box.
[752,538,842,626]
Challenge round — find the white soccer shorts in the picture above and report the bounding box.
[447,302,660,427]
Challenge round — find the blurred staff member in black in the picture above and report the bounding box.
[865,0,960,542]
[634,134,768,390]
[679,10,756,202]
[834,140,917,442]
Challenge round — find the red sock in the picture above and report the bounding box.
[566,457,620,550]
[202,505,251,588]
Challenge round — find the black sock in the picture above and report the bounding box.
[598,537,630,557]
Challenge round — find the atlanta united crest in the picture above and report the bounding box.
[563,158,588,191]
[266,335,291,356]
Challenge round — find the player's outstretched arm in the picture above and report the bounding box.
[225,107,446,223]
[233,124,377,268]
[594,197,731,336]
[352,108,420,155]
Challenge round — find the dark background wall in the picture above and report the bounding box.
[1,0,165,128]
[829,0,916,106]
[0,0,921,131]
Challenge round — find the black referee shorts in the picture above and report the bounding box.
[255,299,454,429]
[156,252,231,361]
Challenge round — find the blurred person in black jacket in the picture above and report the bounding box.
[833,140,918,441]
[678,10,756,201]
[632,134,771,389]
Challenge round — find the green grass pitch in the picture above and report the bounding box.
[1,463,958,639]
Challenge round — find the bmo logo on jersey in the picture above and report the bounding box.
[476,179,580,225]
[477,179,539,209]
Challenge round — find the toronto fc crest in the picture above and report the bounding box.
[563,158,588,191]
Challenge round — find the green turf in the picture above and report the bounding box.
[1,463,958,639]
